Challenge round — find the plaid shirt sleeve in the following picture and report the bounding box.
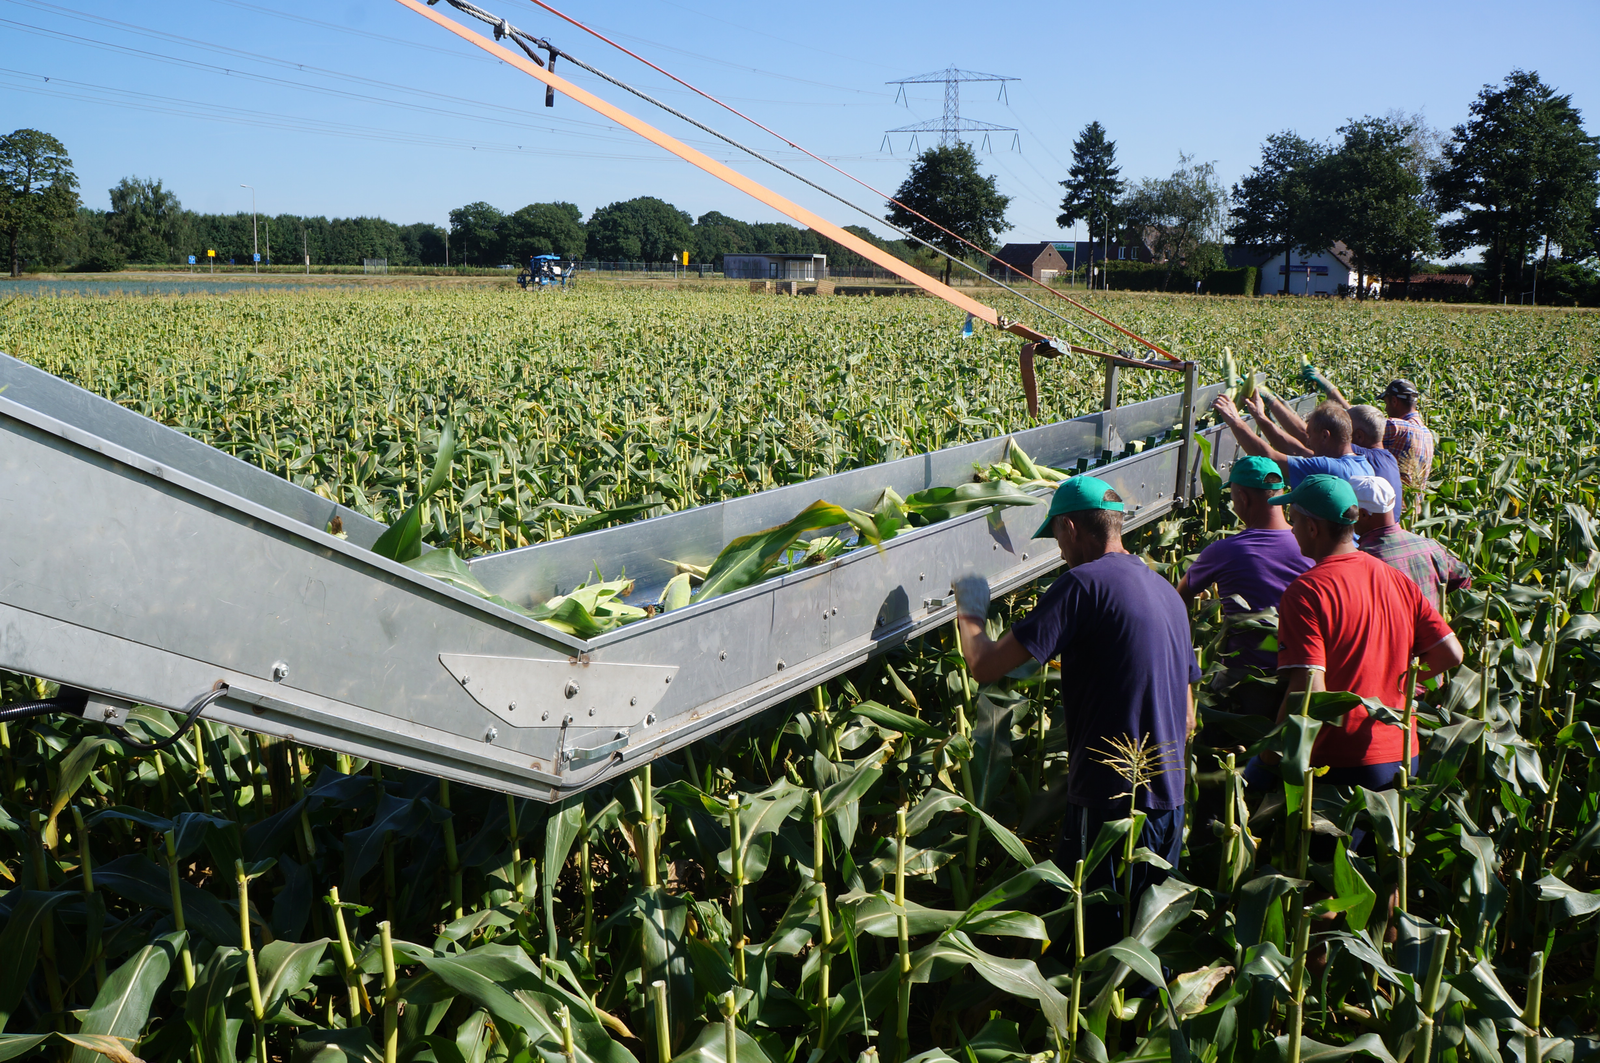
[1360,529,1465,611]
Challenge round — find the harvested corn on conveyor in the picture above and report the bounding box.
[1,1,1315,799]
[0,353,1310,799]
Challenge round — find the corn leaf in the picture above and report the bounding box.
[691,500,879,605]
[371,420,455,562]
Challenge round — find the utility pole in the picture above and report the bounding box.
[240,184,257,274]
[303,226,309,275]
[265,219,271,271]
[444,227,450,269]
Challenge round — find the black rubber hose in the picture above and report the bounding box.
[111,685,229,752]
[0,687,89,723]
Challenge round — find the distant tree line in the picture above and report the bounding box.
[1057,69,1599,303]
[0,139,920,275]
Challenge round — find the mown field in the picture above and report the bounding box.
[1,286,1599,1063]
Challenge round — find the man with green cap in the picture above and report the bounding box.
[1176,455,1312,717]
[1258,475,1463,790]
[951,475,1199,949]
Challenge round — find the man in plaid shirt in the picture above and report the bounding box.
[1351,476,1469,612]
[1298,371,1435,492]
[1378,380,1434,491]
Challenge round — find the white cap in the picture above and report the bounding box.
[1349,475,1395,514]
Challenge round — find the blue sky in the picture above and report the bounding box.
[3,0,1597,249]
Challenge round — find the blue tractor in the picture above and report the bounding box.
[516,254,571,290]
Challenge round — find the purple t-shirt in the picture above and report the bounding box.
[1012,553,1200,811]
[1183,528,1313,670]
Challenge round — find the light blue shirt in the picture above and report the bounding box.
[1286,453,1374,488]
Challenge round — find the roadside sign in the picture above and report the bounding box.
[188,255,196,265]
[253,253,261,263]
[207,250,215,258]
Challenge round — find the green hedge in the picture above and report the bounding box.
[1098,260,1258,295]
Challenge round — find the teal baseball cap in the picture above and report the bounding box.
[1226,455,1286,491]
[1031,475,1125,538]
[1270,474,1359,525]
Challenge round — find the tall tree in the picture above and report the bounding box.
[104,177,187,264]
[1432,70,1600,302]
[1055,121,1125,257]
[503,201,586,259]
[585,197,693,263]
[448,201,506,266]
[885,142,1011,284]
[1120,154,1227,290]
[0,129,79,276]
[1228,132,1326,293]
[1305,117,1438,297]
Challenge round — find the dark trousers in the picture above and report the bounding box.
[1054,803,1184,957]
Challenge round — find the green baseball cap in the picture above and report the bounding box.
[1270,474,1359,525]
[1225,455,1286,491]
[1031,475,1125,538]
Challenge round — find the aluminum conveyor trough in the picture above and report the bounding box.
[0,351,1296,800]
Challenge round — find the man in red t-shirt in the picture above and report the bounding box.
[1268,475,1463,786]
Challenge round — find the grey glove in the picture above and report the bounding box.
[951,575,991,620]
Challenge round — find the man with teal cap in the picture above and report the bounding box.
[1257,475,1463,792]
[1177,455,1312,717]
[952,474,1199,952]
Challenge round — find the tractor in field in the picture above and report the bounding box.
[516,253,571,289]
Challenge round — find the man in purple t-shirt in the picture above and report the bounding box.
[1178,455,1312,717]
[951,475,1199,952]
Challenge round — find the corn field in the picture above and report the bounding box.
[1,286,1599,1063]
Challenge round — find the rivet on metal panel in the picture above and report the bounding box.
[664,675,671,684]
[876,615,884,627]
[271,661,289,682]
[542,710,550,721]
[646,713,657,725]
[630,696,638,706]
[919,573,925,580]
[719,651,727,661]
[588,707,595,717]
[484,727,498,743]
[564,680,579,699]
[831,608,837,616]
[564,714,575,725]
[508,701,516,712]
[776,660,786,671]
[1022,553,1029,560]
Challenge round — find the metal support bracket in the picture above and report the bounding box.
[438,654,677,729]
[1173,361,1199,507]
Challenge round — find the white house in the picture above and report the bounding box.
[1227,242,1368,297]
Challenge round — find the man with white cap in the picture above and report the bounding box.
[950,475,1199,949]
[1350,474,1470,613]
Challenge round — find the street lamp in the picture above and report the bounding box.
[240,184,258,274]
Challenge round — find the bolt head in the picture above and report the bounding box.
[646,713,657,725]
[508,701,517,712]
[564,680,579,699]
[484,727,498,743]
[271,661,290,682]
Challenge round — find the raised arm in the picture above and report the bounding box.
[1260,392,1311,444]
[1212,394,1291,471]
[1246,394,1313,456]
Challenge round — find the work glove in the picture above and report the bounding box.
[1298,363,1330,393]
[951,575,991,620]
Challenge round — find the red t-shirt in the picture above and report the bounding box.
[1276,550,1454,767]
